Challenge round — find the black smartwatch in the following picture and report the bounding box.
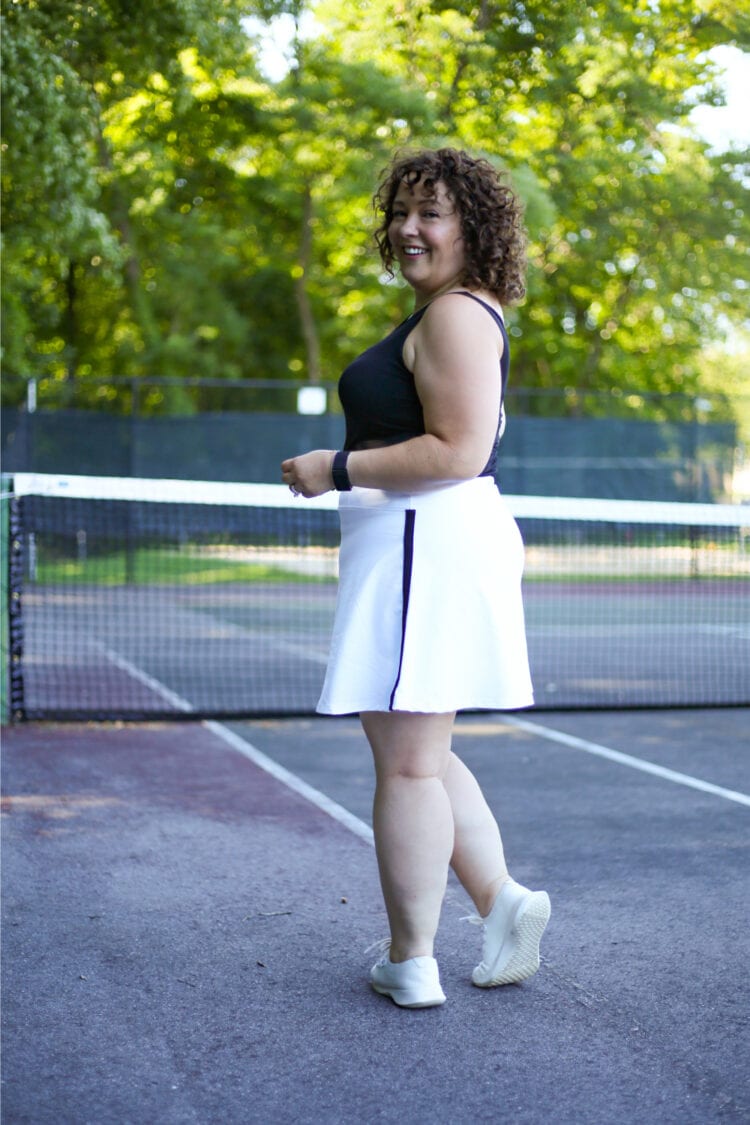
[331,450,352,491]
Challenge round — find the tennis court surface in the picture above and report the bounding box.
[2,707,748,1124]
[2,472,748,1120]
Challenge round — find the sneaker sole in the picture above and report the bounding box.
[371,982,447,1009]
[472,891,551,988]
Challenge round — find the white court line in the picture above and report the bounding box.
[94,644,374,845]
[202,720,374,845]
[94,643,194,713]
[94,646,750,822]
[504,715,750,808]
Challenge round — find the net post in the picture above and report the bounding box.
[0,474,9,724]
[1,475,25,723]
[7,494,26,721]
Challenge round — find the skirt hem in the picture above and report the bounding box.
[316,696,535,717]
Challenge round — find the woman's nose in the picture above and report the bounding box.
[400,211,419,237]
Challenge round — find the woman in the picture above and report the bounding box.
[281,147,550,1009]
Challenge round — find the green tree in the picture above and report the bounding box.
[2,0,748,425]
[1,0,249,404]
[313,0,749,415]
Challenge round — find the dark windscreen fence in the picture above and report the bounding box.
[5,474,748,722]
[1,404,738,501]
[0,407,347,485]
[496,414,738,502]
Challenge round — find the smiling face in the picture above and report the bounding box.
[388,179,466,306]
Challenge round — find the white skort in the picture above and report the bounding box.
[316,476,534,715]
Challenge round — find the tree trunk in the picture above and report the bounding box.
[64,260,77,383]
[447,0,493,121]
[294,183,321,384]
[96,128,160,359]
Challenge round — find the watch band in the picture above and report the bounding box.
[331,450,352,491]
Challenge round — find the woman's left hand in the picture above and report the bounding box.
[281,450,336,498]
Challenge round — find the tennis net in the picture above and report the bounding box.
[4,473,748,720]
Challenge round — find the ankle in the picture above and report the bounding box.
[388,943,434,963]
[476,874,513,919]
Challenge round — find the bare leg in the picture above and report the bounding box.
[444,753,551,989]
[444,751,511,918]
[361,710,455,963]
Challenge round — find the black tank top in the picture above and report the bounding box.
[339,291,509,478]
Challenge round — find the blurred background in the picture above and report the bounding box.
[2,0,749,502]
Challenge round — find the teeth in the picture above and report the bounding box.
[403,248,427,256]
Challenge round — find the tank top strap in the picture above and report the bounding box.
[397,305,430,332]
[453,290,506,329]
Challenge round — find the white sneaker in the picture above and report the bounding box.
[466,880,551,988]
[370,951,447,1008]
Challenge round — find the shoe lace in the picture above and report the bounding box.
[461,913,491,971]
[364,936,392,957]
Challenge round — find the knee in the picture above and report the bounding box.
[362,711,454,783]
[375,753,449,785]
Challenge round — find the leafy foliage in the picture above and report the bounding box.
[2,0,748,422]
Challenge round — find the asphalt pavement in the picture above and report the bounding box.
[2,710,749,1124]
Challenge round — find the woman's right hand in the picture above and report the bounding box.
[281,450,336,497]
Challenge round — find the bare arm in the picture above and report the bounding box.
[281,293,504,495]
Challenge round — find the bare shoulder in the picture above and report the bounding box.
[433,288,504,317]
[405,290,504,370]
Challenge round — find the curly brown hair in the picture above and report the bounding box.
[373,147,526,304]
